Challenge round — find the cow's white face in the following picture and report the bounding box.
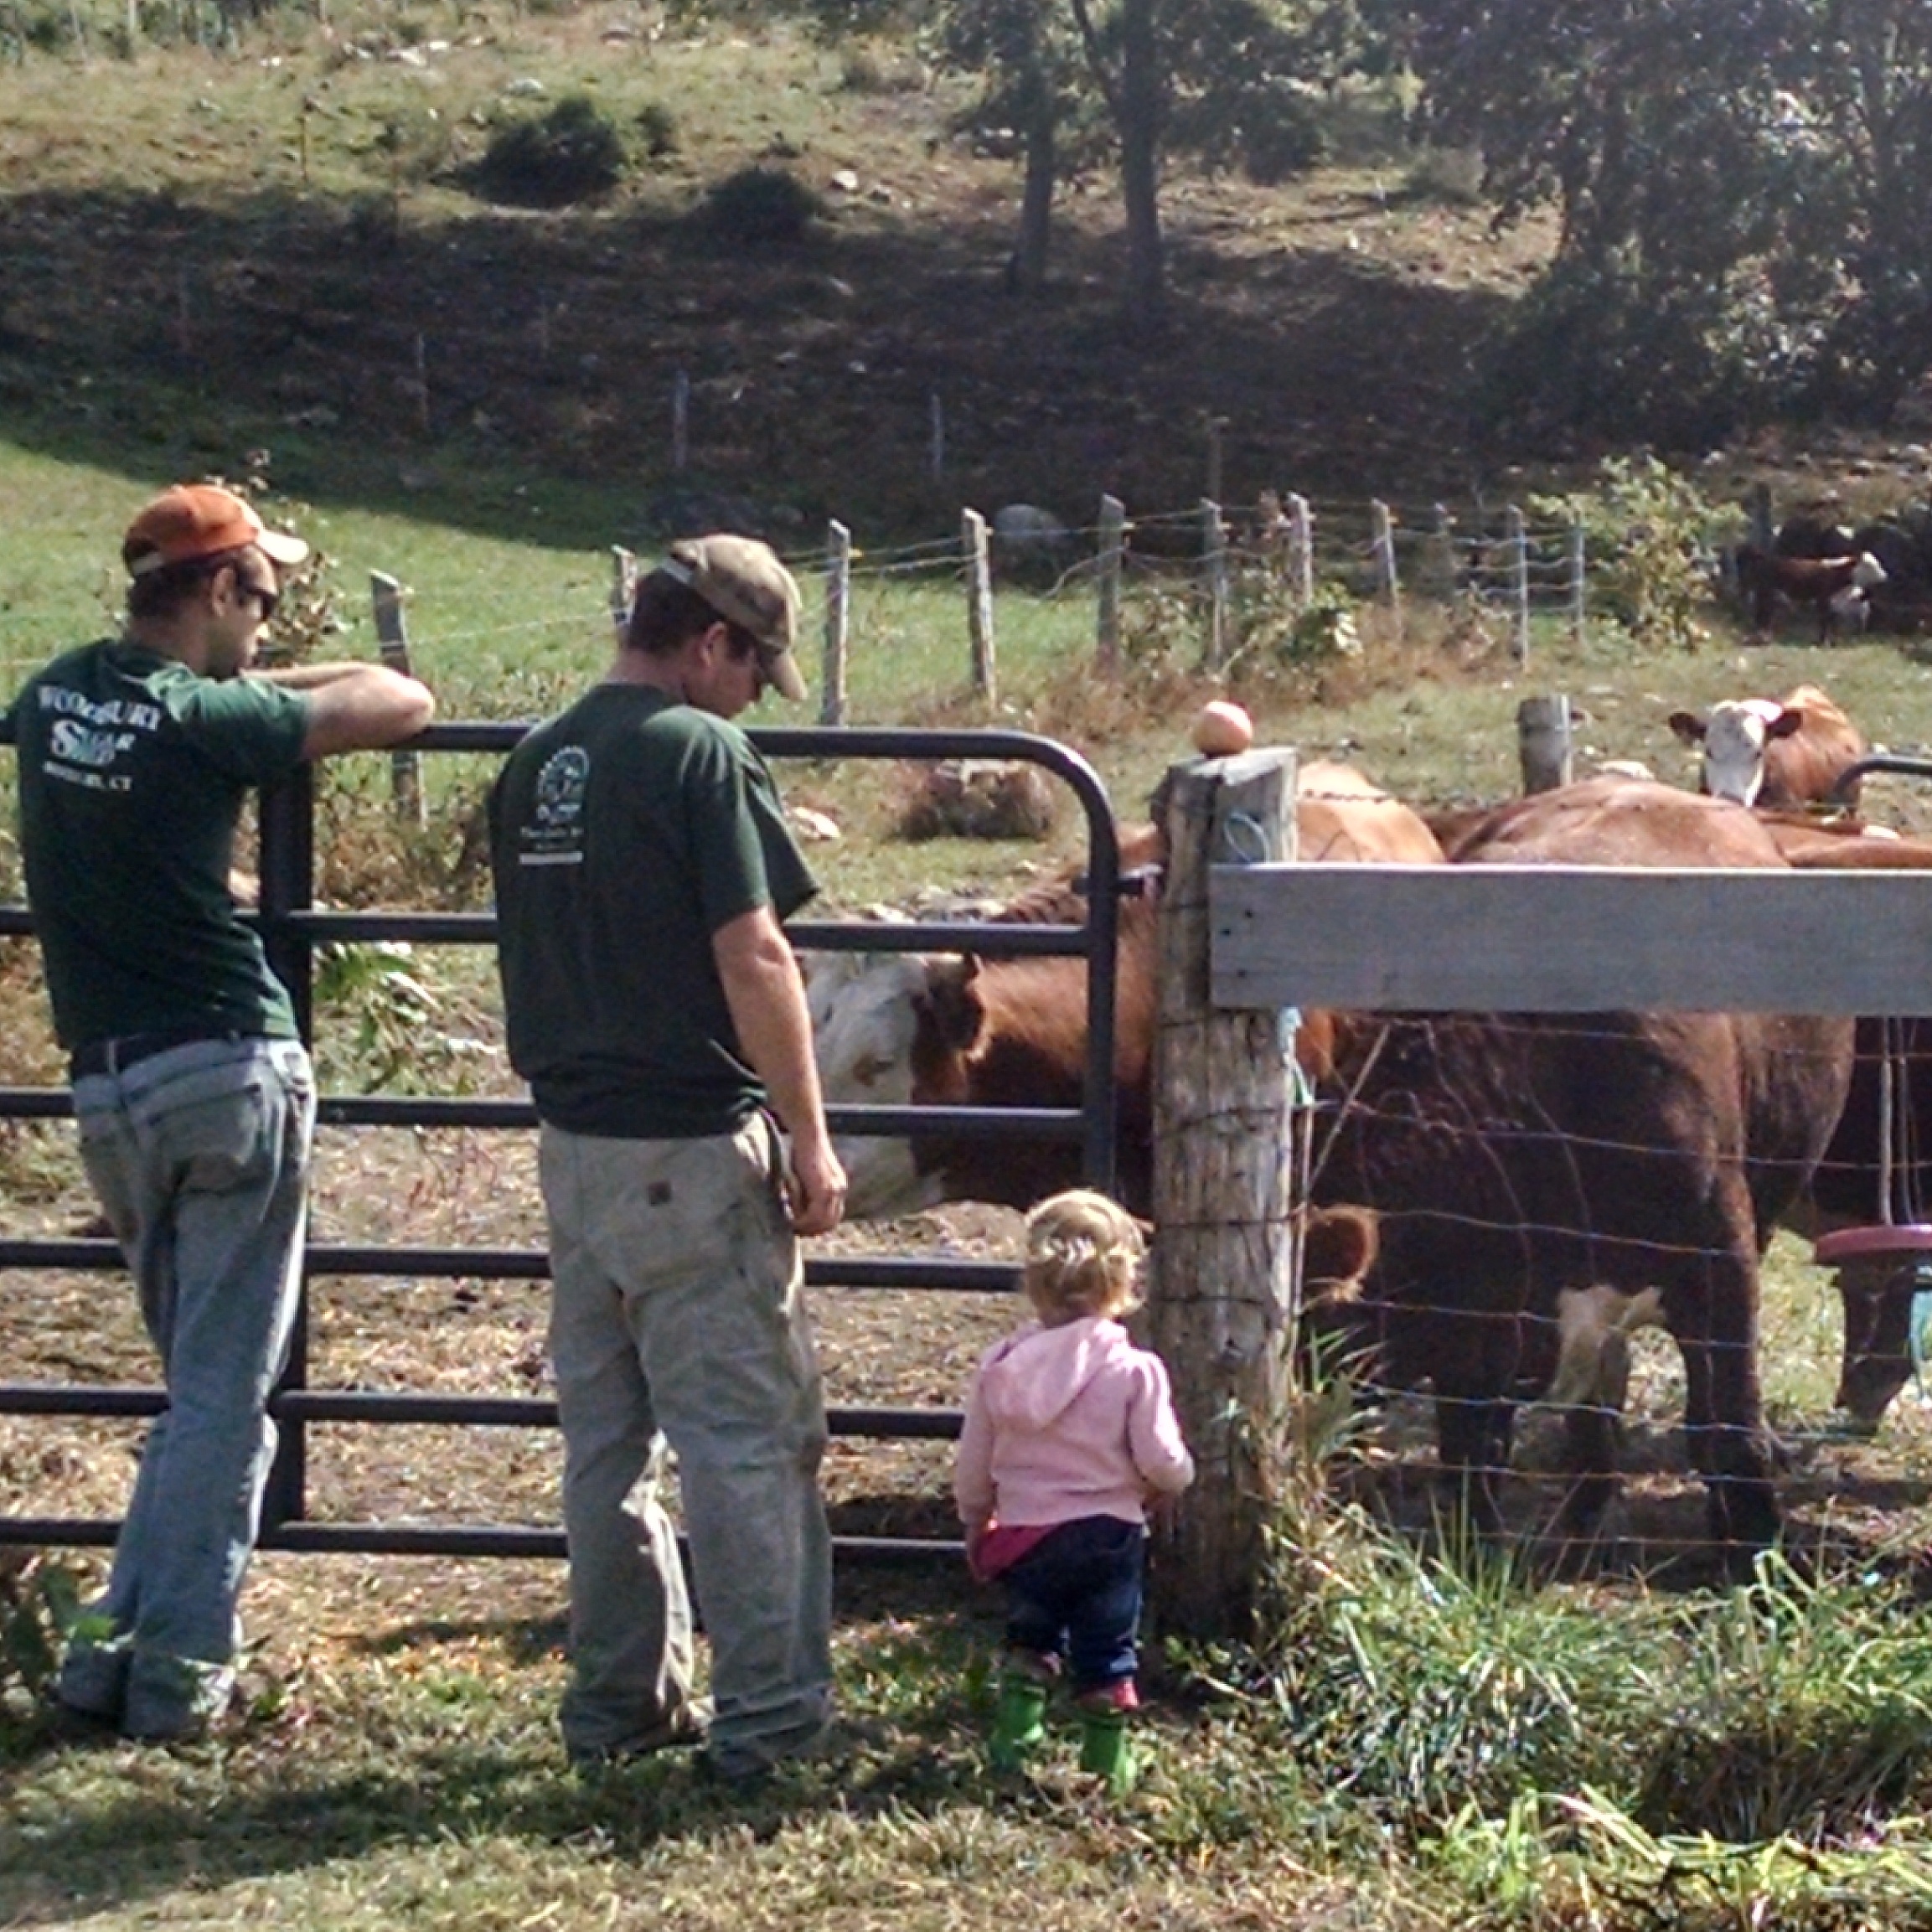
[805,950,946,1220]
[1698,698,1783,805]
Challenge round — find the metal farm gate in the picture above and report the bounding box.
[0,721,1126,1567]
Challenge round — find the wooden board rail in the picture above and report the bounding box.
[1213,862,1932,1015]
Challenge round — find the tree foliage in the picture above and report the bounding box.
[1413,0,1932,437]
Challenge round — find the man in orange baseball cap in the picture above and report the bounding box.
[8,482,434,1741]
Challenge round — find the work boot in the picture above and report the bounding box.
[1077,1697,1138,1795]
[988,1671,1049,1770]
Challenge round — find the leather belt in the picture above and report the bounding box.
[70,1024,247,1081]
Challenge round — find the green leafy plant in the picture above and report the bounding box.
[1532,453,1723,652]
[313,941,490,1096]
[2,1552,95,1702]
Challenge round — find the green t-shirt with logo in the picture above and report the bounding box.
[488,682,817,1139]
[8,639,312,1050]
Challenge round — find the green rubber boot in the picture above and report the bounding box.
[1077,1705,1138,1795]
[989,1673,1049,1770]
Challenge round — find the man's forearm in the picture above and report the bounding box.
[715,912,832,1148]
[249,660,399,690]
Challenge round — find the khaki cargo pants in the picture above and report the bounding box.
[539,1113,833,1774]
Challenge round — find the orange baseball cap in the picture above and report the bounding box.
[121,483,310,578]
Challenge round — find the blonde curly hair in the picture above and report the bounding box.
[1022,1188,1148,1325]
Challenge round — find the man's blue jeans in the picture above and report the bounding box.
[57,1036,315,1738]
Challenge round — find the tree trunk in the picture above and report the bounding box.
[1118,0,1165,323]
[1012,85,1056,294]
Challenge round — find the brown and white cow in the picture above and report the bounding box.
[808,762,1440,1222]
[1412,778,1854,1546]
[1733,545,1888,643]
[1666,683,1867,809]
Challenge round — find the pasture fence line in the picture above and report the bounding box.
[0,720,1129,1568]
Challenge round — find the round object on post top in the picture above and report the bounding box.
[1191,699,1254,757]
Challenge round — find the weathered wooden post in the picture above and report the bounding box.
[963,506,995,701]
[1096,493,1127,679]
[1430,503,1457,600]
[1506,504,1531,664]
[929,391,945,483]
[1748,481,1775,550]
[1516,694,1573,793]
[1286,493,1313,610]
[1568,518,1588,644]
[369,571,426,826]
[1201,498,1229,671]
[608,545,637,639]
[1370,499,1399,608]
[822,519,851,726]
[1147,744,1302,1636]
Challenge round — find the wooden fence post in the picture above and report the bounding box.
[1096,493,1126,679]
[1430,503,1457,599]
[369,571,426,826]
[1206,416,1227,505]
[963,506,995,701]
[1568,519,1588,644]
[929,393,944,483]
[608,545,637,640]
[1201,498,1229,671]
[1748,481,1775,550]
[1148,743,1301,1638]
[1286,493,1313,610]
[1506,504,1531,665]
[1516,694,1573,793]
[822,519,851,726]
[1370,498,1399,607]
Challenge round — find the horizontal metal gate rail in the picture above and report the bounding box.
[0,718,1124,1563]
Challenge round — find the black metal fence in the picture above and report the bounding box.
[0,721,1124,1565]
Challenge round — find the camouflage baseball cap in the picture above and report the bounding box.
[660,534,806,701]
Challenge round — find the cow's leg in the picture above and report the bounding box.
[1671,1242,1780,1553]
[1834,1260,1916,1433]
[1430,1311,1521,1545]
[1434,1389,1511,1543]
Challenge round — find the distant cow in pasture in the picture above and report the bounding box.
[1733,545,1888,642]
[1666,683,1868,808]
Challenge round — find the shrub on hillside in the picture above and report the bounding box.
[468,96,628,209]
[696,167,824,246]
[636,101,679,160]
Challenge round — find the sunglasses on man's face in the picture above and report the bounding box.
[235,579,281,622]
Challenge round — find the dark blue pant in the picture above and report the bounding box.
[1001,1514,1145,1693]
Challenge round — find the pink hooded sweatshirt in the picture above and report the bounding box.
[953,1315,1196,1539]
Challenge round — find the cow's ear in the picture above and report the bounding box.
[920,953,988,1052]
[1765,707,1807,740]
[1667,710,1707,746]
[1300,1204,1378,1299]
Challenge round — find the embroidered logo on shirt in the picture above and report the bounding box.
[519,746,589,865]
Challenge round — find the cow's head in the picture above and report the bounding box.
[805,948,944,1220]
[1668,697,1805,805]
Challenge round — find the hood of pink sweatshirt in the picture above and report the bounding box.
[978,1316,1125,1433]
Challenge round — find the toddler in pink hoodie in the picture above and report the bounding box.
[954,1188,1194,1790]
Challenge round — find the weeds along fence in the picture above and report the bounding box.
[0,720,1127,1566]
